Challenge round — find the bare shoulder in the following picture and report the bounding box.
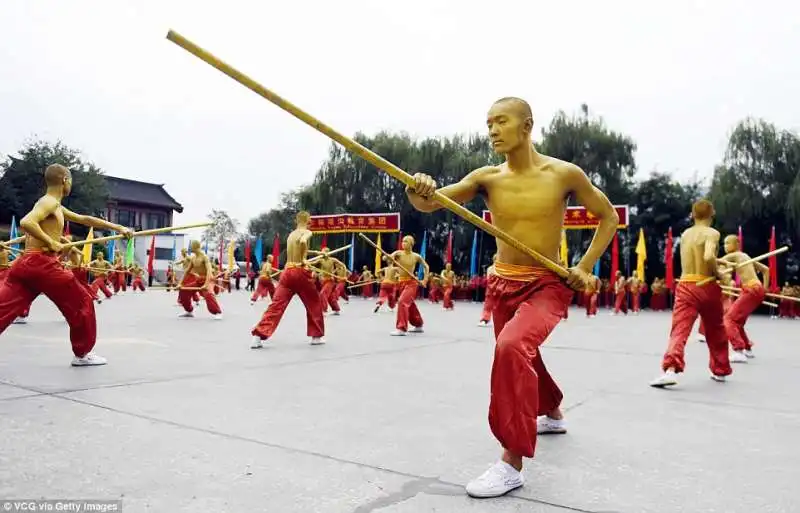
[467,165,502,184]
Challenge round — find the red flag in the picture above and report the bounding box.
[769,226,778,292]
[245,238,251,273]
[147,235,155,275]
[64,221,70,237]
[610,232,619,282]
[445,230,453,264]
[665,228,674,290]
[321,234,328,250]
[271,233,280,266]
[397,233,403,251]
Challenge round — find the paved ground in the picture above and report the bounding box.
[1,289,798,512]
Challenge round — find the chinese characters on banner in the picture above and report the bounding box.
[308,213,401,233]
[482,205,629,229]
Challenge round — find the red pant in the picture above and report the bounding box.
[376,282,397,309]
[91,276,113,298]
[0,251,97,357]
[361,282,374,298]
[395,280,423,331]
[251,276,275,301]
[132,278,145,291]
[488,272,572,458]
[72,268,95,297]
[319,279,340,313]
[334,281,346,301]
[585,292,598,316]
[661,282,731,376]
[252,267,324,339]
[443,285,454,309]
[631,292,641,312]
[724,283,765,351]
[480,287,497,322]
[614,292,627,313]
[179,274,222,314]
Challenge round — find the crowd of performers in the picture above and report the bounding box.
[2,98,799,500]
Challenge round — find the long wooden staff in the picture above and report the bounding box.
[61,222,212,249]
[348,279,380,290]
[722,289,779,308]
[165,30,569,279]
[697,246,788,286]
[308,264,354,284]
[268,244,353,278]
[720,284,800,303]
[358,233,424,285]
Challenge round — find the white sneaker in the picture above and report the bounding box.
[310,337,326,345]
[250,301,255,306]
[178,312,194,318]
[71,352,107,366]
[331,311,341,316]
[730,351,748,363]
[649,369,678,388]
[212,313,223,320]
[250,337,264,349]
[390,330,407,336]
[696,335,706,343]
[409,326,423,333]
[12,317,27,325]
[744,349,755,359]
[710,374,726,382]
[537,416,567,434]
[465,461,524,498]
[477,320,490,327]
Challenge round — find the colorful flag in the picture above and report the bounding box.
[125,236,135,266]
[665,228,674,290]
[64,221,70,237]
[254,237,263,265]
[204,238,209,255]
[610,232,619,282]
[560,230,568,267]
[245,238,251,273]
[321,234,328,250]
[227,240,235,271]
[635,228,647,281]
[107,239,116,261]
[397,233,403,251]
[9,215,19,254]
[469,230,478,277]
[147,236,156,275]
[769,226,778,292]
[83,228,95,263]
[593,258,600,278]
[417,231,428,281]
[271,233,280,266]
[374,233,382,274]
[736,225,743,286]
[349,233,355,270]
[171,236,177,261]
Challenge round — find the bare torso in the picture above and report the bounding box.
[188,253,210,277]
[24,196,65,252]
[391,251,421,280]
[720,251,761,285]
[381,266,397,284]
[478,159,572,267]
[318,257,336,276]
[679,225,720,277]
[442,270,455,286]
[90,258,111,276]
[285,228,311,264]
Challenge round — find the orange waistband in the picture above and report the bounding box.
[494,262,551,282]
[679,273,713,283]
[398,277,416,283]
[284,262,304,269]
[741,279,763,289]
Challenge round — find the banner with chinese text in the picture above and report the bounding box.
[309,213,401,233]
[482,205,629,229]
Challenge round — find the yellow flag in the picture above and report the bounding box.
[227,240,235,271]
[559,230,568,267]
[635,228,647,281]
[82,228,94,263]
[374,233,382,274]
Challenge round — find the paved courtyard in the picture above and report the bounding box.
[1,289,798,512]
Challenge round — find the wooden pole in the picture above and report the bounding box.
[697,246,789,286]
[165,30,569,279]
[358,233,423,285]
[61,222,213,249]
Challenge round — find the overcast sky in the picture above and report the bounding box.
[1,0,797,242]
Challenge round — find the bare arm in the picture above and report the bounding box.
[755,261,770,286]
[568,167,619,273]
[405,167,492,213]
[20,197,62,251]
[62,207,129,234]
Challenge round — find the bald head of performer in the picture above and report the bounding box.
[45,163,73,197]
[401,235,415,252]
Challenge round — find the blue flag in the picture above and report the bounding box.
[417,231,427,281]
[204,238,209,254]
[593,259,600,277]
[171,236,177,261]
[254,237,263,265]
[349,233,355,270]
[469,230,478,276]
[106,239,115,261]
[9,215,19,259]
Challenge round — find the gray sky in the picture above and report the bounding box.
[1,0,798,243]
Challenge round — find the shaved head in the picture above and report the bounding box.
[44,164,70,185]
[691,199,715,221]
[493,97,533,124]
[296,211,310,224]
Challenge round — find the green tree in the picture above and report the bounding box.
[0,140,109,237]
[710,118,800,280]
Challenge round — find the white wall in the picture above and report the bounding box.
[129,233,185,282]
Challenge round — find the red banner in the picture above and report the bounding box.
[308,213,400,233]
[482,205,629,229]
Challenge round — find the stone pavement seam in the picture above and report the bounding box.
[42,391,601,513]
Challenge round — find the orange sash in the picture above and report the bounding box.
[494,262,551,282]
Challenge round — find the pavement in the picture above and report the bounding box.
[1,289,798,513]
